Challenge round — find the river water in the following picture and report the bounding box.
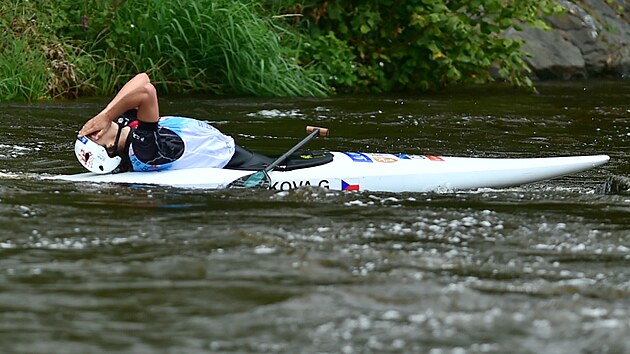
[0,81,629,354]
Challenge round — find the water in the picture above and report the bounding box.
[0,81,629,354]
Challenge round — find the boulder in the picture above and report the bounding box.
[506,0,630,79]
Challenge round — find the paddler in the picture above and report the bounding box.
[75,73,269,173]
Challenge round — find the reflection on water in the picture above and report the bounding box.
[0,81,629,353]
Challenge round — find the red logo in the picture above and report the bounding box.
[79,148,94,168]
[425,155,444,162]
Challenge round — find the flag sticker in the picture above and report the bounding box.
[343,152,373,163]
[342,180,360,191]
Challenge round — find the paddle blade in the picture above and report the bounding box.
[227,170,271,189]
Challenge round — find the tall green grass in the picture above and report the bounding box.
[104,0,327,96]
[0,0,328,101]
[0,39,48,101]
[0,1,86,101]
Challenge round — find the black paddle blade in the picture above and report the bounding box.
[226,170,271,189]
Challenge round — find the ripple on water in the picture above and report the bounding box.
[1,85,629,353]
[0,143,41,159]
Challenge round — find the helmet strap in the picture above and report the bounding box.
[109,123,124,157]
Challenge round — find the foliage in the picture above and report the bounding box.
[70,0,327,96]
[0,0,568,100]
[273,0,565,93]
[0,1,87,100]
[0,0,327,100]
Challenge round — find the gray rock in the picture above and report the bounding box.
[511,27,586,79]
[506,0,630,80]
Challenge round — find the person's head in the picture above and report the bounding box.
[74,134,121,174]
[75,110,137,173]
[75,122,127,174]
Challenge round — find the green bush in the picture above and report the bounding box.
[0,0,566,100]
[274,0,565,92]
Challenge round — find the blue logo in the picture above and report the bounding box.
[78,136,88,144]
[394,153,411,160]
[343,152,372,163]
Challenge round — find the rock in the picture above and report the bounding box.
[506,0,630,80]
[509,27,586,79]
[600,175,630,194]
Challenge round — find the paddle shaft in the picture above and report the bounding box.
[264,127,322,172]
[225,126,329,189]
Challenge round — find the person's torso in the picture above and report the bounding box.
[127,116,235,171]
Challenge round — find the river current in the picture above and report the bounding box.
[0,81,629,353]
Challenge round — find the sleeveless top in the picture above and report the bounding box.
[127,116,235,172]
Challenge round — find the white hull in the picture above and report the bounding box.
[49,152,610,193]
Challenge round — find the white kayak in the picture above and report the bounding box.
[49,152,610,193]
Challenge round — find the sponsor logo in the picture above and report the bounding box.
[197,120,212,129]
[425,155,444,161]
[394,153,411,160]
[343,152,372,163]
[270,179,330,191]
[342,180,360,191]
[132,131,145,142]
[77,148,94,168]
[78,136,88,144]
[371,154,398,163]
[299,153,325,159]
[400,154,445,161]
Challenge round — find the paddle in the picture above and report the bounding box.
[227,126,329,189]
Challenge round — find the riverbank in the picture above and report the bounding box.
[0,1,627,102]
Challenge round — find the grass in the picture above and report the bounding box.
[0,37,49,101]
[0,0,328,101]
[110,0,328,96]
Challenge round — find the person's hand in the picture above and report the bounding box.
[78,113,112,141]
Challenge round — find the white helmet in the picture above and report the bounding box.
[74,136,121,174]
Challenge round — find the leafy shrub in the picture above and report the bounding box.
[274,0,565,93]
[0,0,566,100]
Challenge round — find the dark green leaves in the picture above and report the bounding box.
[281,0,565,93]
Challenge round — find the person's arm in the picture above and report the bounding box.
[78,73,160,140]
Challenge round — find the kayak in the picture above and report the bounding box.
[49,152,610,193]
